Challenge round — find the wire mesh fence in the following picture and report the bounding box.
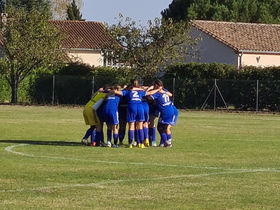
[1,74,280,112]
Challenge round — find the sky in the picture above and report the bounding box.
[81,0,173,25]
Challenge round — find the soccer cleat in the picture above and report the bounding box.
[81,139,88,146]
[151,141,157,147]
[129,144,133,149]
[165,144,173,148]
[141,143,145,149]
[107,141,112,147]
[132,141,137,147]
[144,139,150,147]
[159,144,165,147]
[112,144,119,148]
[138,143,141,148]
[90,142,97,147]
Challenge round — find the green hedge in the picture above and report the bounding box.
[162,63,280,110]
[1,63,280,110]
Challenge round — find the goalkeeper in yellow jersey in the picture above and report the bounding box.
[82,88,110,146]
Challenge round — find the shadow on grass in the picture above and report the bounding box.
[0,140,81,147]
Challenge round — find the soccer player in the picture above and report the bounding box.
[118,85,128,146]
[148,98,159,147]
[150,79,178,147]
[82,88,108,146]
[114,79,159,148]
[102,85,121,147]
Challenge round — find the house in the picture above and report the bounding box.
[189,20,280,68]
[50,20,113,67]
[0,15,114,67]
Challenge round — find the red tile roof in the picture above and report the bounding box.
[49,20,113,50]
[191,20,280,53]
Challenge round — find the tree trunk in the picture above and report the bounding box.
[10,76,19,104]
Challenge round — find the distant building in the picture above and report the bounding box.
[50,20,114,67]
[189,20,280,68]
[0,17,115,67]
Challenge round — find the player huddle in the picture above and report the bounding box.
[82,79,178,148]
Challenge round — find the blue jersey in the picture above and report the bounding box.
[122,89,146,104]
[151,89,173,111]
[103,94,120,111]
[103,94,120,125]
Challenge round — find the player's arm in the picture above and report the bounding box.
[146,88,161,96]
[113,90,123,96]
[159,89,173,97]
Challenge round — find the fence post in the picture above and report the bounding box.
[214,79,217,111]
[52,75,55,105]
[172,77,175,105]
[256,80,259,112]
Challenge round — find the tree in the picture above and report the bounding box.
[6,0,50,14]
[161,0,280,24]
[66,0,82,20]
[0,6,65,103]
[49,0,82,20]
[102,15,197,79]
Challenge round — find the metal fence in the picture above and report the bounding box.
[1,75,280,112]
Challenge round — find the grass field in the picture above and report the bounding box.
[0,105,280,209]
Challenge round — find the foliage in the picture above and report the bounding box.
[102,15,197,78]
[57,62,93,76]
[0,6,65,103]
[5,0,50,14]
[49,0,82,20]
[66,0,82,20]
[161,0,280,24]
[163,63,280,110]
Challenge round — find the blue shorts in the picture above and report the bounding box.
[103,109,119,125]
[143,102,149,122]
[158,105,178,126]
[127,103,144,123]
[149,103,160,117]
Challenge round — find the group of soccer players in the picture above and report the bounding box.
[82,79,178,148]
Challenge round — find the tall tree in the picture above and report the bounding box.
[49,0,82,20]
[161,0,280,24]
[66,0,82,20]
[102,15,197,78]
[0,6,65,103]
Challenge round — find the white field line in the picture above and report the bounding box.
[5,144,280,173]
[0,169,271,193]
[2,144,280,194]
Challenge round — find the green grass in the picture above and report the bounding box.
[0,105,280,209]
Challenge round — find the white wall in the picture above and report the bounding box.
[66,49,103,67]
[188,27,239,66]
[241,53,280,67]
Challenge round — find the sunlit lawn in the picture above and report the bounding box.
[0,105,279,209]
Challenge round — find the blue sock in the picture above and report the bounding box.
[128,130,134,144]
[119,129,125,143]
[90,129,96,144]
[139,129,144,144]
[167,134,172,140]
[143,127,148,140]
[136,130,140,144]
[160,132,167,145]
[107,129,112,142]
[149,127,156,143]
[95,131,101,146]
[113,134,118,145]
[83,126,94,139]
